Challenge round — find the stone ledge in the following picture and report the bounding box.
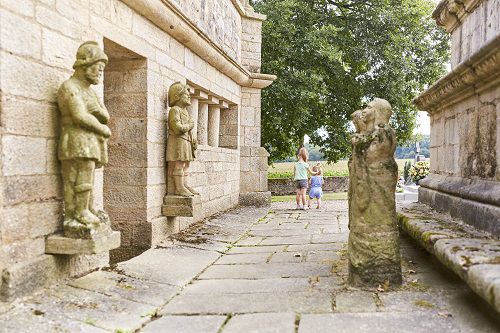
[45,231,121,255]
[162,195,202,217]
[398,202,500,313]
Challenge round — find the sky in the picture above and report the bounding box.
[415,111,430,135]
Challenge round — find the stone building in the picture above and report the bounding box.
[414,0,499,235]
[0,0,275,300]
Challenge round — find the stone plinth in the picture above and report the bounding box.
[162,195,201,217]
[46,231,121,255]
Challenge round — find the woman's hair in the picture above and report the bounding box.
[298,147,308,162]
[312,165,322,175]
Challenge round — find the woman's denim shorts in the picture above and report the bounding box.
[295,179,308,189]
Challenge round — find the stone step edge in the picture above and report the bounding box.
[398,212,500,313]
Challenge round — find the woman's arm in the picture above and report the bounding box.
[307,166,318,175]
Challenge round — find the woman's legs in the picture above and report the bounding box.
[296,188,301,208]
[300,188,307,208]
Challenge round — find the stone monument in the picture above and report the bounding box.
[348,98,402,287]
[46,41,120,255]
[163,82,201,217]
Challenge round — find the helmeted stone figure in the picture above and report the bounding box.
[348,98,402,287]
[57,41,111,238]
[166,82,199,197]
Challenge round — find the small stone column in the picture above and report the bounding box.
[208,105,220,147]
[188,97,199,141]
[197,103,209,145]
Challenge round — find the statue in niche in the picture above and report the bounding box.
[57,41,112,239]
[166,82,199,197]
[348,98,402,287]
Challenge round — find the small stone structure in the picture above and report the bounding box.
[348,99,402,287]
[414,0,500,236]
[268,177,349,196]
[0,0,274,300]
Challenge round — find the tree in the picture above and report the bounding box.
[252,0,449,163]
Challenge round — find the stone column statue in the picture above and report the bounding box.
[166,82,199,197]
[57,41,112,239]
[348,98,402,287]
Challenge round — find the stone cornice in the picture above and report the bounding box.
[230,0,267,21]
[433,0,484,33]
[413,35,500,113]
[121,0,276,89]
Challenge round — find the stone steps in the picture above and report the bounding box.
[398,202,500,313]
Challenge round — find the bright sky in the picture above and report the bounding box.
[415,111,430,135]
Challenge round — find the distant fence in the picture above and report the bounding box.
[268,177,349,196]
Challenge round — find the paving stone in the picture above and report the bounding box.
[298,313,463,333]
[69,271,180,307]
[198,262,332,279]
[269,252,305,263]
[335,291,377,312]
[236,236,264,246]
[378,291,449,312]
[226,245,286,254]
[215,253,271,264]
[24,286,156,332]
[0,305,107,333]
[260,236,312,245]
[117,246,221,286]
[311,233,348,243]
[249,229,319,237]
[305,250,340,262]
[222,313,296,333]
[287,243,343,252]
[161,291,333,314]
[183,277,341,294]
[141,315,227,333]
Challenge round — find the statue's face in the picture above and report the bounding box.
[85,61,105,85]
[179,88,191,106]
[361,103,375,123]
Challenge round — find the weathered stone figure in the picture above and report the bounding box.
[166,82,199,196]
[58,41,111,238]
[348,98,402,287]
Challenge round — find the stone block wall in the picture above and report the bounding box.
[0,0,274,300]
[268,177,349,196]
[415,0,500,236]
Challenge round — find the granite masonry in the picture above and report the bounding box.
[414,0,500,235]
[0,0,275,300]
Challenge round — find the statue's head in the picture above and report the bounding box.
[73,41,108,85]
[351,110,364,133]
[370,98,392,127]
[168,82,191,107]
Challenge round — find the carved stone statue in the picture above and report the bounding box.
[348,98,402,287]
[166,82,199,197]
[57,41,112,239]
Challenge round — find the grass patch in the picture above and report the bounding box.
[414,299,436,309]
[271,192,348,202]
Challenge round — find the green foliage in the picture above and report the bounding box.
[403,160,412,181]
[253,0,449,163]
[395,135,430,159]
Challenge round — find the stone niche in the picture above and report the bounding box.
[414,0,500,236]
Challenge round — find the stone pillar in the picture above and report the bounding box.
[188,97,199,141]
[197,103,209,145]
[208,105,221,147]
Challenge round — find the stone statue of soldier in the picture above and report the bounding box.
[166,82,199,197]
[348,98,401,287]
[57,41,111,238]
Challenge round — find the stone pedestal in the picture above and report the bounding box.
[45,231,121,255]
[162,195,201,217]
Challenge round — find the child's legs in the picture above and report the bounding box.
[317,198,321,208]
[300,188,307,206]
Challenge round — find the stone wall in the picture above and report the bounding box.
[0,0,274,300]
[414,0,500,236]
[268,177,349,196]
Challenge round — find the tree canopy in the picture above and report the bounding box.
[251,0,449,163]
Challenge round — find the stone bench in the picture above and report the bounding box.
[398,202,500,313]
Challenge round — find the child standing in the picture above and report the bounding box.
[308,164,324,209]
[294,147,318,210]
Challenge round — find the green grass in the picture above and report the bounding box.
[268,159,412,179]
[271,192,348,202]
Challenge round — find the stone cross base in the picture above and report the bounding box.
[348,231,402,287]
[45,231,121,255]
[162,194,201,217]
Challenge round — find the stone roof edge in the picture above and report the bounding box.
[432,0,484,33]
[122,0,275,89]
[230,0,267,21]
[413,34,500,114]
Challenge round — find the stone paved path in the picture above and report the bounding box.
[1,201,499,332]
